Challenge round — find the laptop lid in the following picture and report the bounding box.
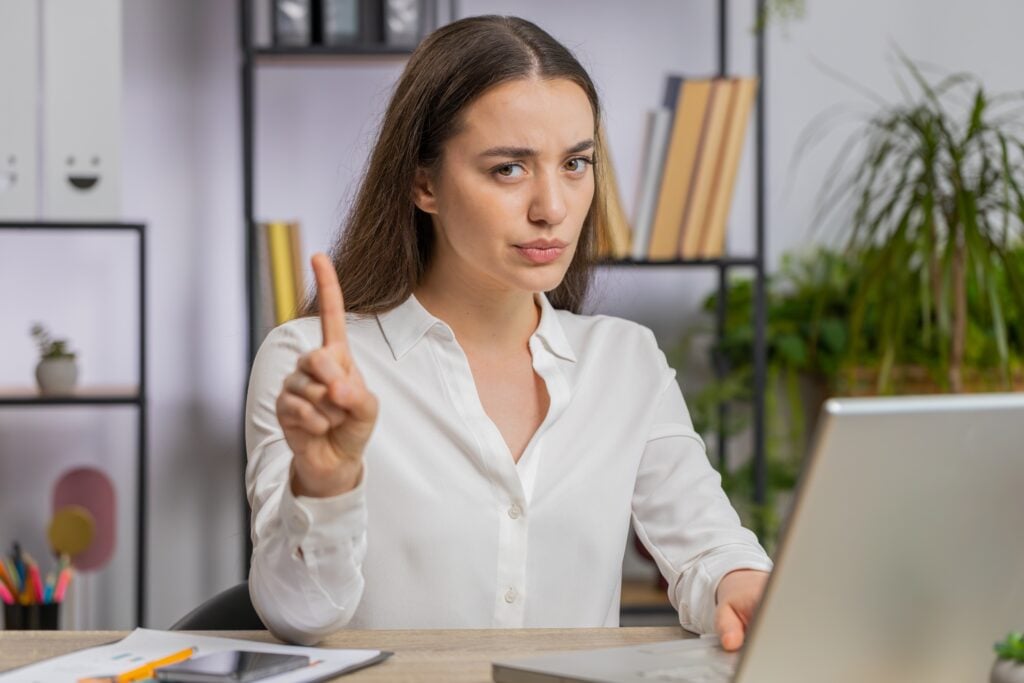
[735,392,1024,683]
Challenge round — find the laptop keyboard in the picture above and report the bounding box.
[636,660,733,682]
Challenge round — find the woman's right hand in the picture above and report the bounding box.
[276,253,379,498]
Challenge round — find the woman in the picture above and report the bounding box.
[245,15,772,647]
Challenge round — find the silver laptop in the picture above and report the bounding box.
[493,393,1024,683]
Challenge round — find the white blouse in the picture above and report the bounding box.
[245,291,772,645]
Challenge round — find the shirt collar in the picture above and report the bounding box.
[376,291,577,363]
[532,291,577,363]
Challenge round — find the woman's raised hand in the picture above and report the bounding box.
[276,253,379,497]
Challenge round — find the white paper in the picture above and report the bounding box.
[0,627,385,682]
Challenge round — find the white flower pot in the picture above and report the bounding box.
[992,658,1024,683]
[35,357,78,395]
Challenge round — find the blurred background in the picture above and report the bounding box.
[1,0,1021,630]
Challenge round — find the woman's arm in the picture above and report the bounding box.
[630,367,773,637]
[244,321,369,645]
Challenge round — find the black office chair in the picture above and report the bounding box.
[171,580,266,630]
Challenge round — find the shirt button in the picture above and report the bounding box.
[504,587,518,604]
[507,504,522,519]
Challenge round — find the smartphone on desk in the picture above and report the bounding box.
[154,650,310,682]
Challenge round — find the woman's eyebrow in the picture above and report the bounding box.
[478,139,595,158]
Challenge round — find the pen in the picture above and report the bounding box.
[114,646,196,682]
[0,580,14,605]
[44,572,56,603]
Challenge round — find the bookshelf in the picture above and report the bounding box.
[239,0,768,618]
[0,221,148,627]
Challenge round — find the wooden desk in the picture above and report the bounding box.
[0,627,688,682]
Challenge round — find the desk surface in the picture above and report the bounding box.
[0,627,686,682]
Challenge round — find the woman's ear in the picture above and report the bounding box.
[412,166,439,215]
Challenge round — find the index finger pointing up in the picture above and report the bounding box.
[312,252,348,351]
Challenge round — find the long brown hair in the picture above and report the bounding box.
[300,15,611,317]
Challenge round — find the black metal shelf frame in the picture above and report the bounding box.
[0,220,148,627]
[239,0,769,564]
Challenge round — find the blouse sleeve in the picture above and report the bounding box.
[631,347,773,635]
[244,322,369,645]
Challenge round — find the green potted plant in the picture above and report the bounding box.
[801,50,1024,393]
[993,631,1024,683]
[677,243,1024,551]
[30,323,79,395]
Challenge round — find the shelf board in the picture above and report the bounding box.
[252,45,414,62]
[599,256,759,268]
[0,385,142,406]
[0,221,144,232]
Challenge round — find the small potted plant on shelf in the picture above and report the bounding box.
[30,323,79,395]
[993,631,1024,683]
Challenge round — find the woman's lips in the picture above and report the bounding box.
[515,245,565,264]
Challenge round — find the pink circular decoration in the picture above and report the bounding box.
[52,467,116,571]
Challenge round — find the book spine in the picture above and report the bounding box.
[631,107,672,260]
[266,221,299,324]
[698,77,758,258]
[649,78,711,261]
[679,79,733,260]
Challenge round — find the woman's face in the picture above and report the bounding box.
[413,76,596,296]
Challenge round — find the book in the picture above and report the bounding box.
[264,221,304,324]
[254,222,278,341]
[679,78,734,260]
[630,106,672,260]
[287,220,306,308]
[698,77,758,258]
[595,122,631,260]
[647,77,711,261]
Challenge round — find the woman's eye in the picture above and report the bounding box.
[566,157,593,173]
[494,163,524,178]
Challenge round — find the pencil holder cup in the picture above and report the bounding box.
[3,603,60,630]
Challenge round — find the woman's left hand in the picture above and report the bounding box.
[714,569,770,651]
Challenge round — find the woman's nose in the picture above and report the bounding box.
[527,170,568,226]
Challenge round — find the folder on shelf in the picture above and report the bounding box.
[698,77,758,258]
[647,77,710,261]
[679,78,733,260]
[0,0,38,220]
[262,221,306,325]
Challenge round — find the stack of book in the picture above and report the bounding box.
[631,76,759,261]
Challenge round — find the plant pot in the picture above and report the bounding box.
[836,364,1024,397]
[992,658,1024,683]
[35,357,78,395]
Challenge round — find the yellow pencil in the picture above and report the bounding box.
[115,646,196,682]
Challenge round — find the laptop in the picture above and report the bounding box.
[493,392,1024,683]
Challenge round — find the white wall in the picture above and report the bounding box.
[1,0,1021,628]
